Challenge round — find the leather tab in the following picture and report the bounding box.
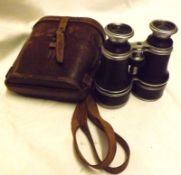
[56,17,69,63]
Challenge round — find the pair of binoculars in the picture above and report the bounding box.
[94,20,178,108]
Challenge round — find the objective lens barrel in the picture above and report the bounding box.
[132,20,177,100]
[94,23,133,108]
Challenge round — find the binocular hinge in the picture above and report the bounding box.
[131,41,173,55]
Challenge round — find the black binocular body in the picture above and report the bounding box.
[94,20,178,108]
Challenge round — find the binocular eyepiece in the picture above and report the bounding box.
[94,20,178,108]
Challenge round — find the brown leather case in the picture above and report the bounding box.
[5,16,105,102]
[5,17,130,174]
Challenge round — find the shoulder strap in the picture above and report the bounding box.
[71,95,130,174]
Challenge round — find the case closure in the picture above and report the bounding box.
[49,17,69,63]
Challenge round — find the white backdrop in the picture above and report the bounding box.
[0,0,181,175]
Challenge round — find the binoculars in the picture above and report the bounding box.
[94,20,178,108]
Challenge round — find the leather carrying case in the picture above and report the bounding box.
[5,16,104,102]
[5,16,130,174]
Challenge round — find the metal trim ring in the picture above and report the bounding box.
[149,20,178,39]
[105,23,134,43]
[134,80,166,91]
[95,83,131,98]
[134,78,167,87]
[101,46,131,61]
[95,82,131,94]
[148,45,173,55]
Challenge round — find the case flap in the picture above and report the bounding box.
[5,16,105,102]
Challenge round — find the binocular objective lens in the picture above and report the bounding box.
[150,20,178,38]
[107,23,133,35]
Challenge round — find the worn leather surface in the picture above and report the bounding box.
[5,16,104,102]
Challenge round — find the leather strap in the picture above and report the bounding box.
[72,95,130,174]
[56,17,69,63]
